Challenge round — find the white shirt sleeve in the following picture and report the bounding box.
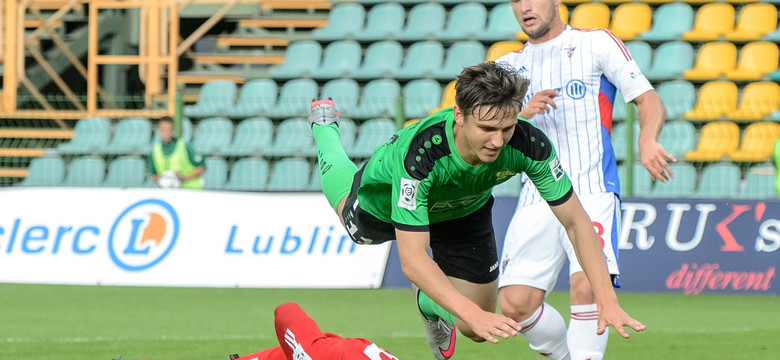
[594,30,653,103]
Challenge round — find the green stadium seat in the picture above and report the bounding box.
[350,79,400,119]
[612,90,637,122]
[651,162,696,198]
[104,156,146,188]
[267,79,319,119]
[226,158,269,191]
[352,40,403,81]
[267,158,312,191]
[320,79,360,118]
[350,118,397,158]
[354,2,405,41]
[637,3,694,43]
[612,121,639,161]
[225,79,277,119]
[20,156,65,187]
[625,41,652,71]
[183,80,237,118]
[203,156,228,190]
[434,41,486,81]
[269,41,322,80]
[404,79,442,118]
[308,161,322,191]
[657,80,696,120]
[644,41,694,81]
[191,117,233,156]
[57,117,111,155]
[311,40,363,80]
[437,2,487,41]
[265,118,312,157]
[313,2,365,41]
[477,3,522,42]
[395,41,444,80]
[697,162,741,198]
[102,117,152,155]
[618,163,653,197]
[742,164,777,199]
[493,174,522,197]
[658,121,696,160]
[396,2,446,42]
[63,156,105,187]
[222,117,274,157]
[769,68,780,82]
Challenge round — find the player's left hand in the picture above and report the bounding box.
[638,139,676,183]
[596,304,646,339]
[175,172,187,181]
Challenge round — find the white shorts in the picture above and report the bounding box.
[498,192,621,293]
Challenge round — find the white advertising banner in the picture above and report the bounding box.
[0,188,392,288]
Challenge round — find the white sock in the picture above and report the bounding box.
[568,304,608,360]
[518,303,570,360]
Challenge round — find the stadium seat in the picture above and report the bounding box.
[404,79,442,119]
[267,79,319,119]
[685,121,740,162]
[517,4,569,41]
[183,80,237,118]
[265,118,312,157]
[57,117,111,155]
[203,156,228,190]
[618,163,653,197]
[225,79,278,118]
[434,41,486,80]
[728,82,780,121]
[493,174,522,197]
[319,78,360,118]
[350,79,401,119]
[310,40,362,80]
[269,41,322,80]
[658,121,696,160]
[190,117,233,156]
[651,162,696,198]
[685,81,738,121]
[63,156,105,187]
[354,2,404,41]
[609,3,652,41]
[696,162,741,198]
[352,40,403,80]
[771,68,780,82]
[308,161,322,191]
[625,41,652,71]
[225,158,269,191]
[313,2,365,41]
[725,41,779,81]
[684,42,737,81]
[267,158,311,191]
[569,3,610,30]
[486,41,524,62]
[20,156,65,186]
[682,3,735,41]
[477,3,522,42]
[102,117,152,155]
[644,41,694,81]
[725,3,777,42]
[637,3,694,43]
[611,121,639,161]
[104,156,146,188]
[612,89,638,122]
[438,2,487,41]
[396,2,445,42]
[394,41,444,80]
[222,117,274,157]
[429,80,456,115]
[742,164,777,199]
[729,121,780,162]
[767,26,780,42]
[349,118,397,158]
[657,80,696,120]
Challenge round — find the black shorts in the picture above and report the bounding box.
[341,168,498,284]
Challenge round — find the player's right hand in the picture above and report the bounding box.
[462,310,521,344]
[519,89,558,119]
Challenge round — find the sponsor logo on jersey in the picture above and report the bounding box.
[398,178,420,211]
[495,170,515,182]
[565,80,586,100]
[549,156,564,181]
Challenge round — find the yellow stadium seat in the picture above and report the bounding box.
[728,82,780,121]
[517,4,568,41]
[683,42,737,81]
[609,3,652,41]
[685,121,740,162]
[725,42,780,81]
[729,122,780,162]
[643,0,674,3]
[429,80,456,115]
[685,81,738,121]
[486,41,524,62]
[682,3,735,42]
[725,4,778,42]
[570,3,609,30]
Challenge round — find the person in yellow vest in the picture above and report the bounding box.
[147,116,205,189]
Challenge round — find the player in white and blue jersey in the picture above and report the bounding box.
[496,1,676,359]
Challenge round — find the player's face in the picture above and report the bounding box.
[158,121,173,142]
[454,105,517,166]
[511,0,560,42]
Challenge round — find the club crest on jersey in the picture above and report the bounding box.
[549,156,565,181]
[398,177,420,210]
[564,47,577,58]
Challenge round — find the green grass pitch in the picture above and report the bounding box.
[1,284,778,359]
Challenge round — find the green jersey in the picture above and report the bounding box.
[356,108,573,231]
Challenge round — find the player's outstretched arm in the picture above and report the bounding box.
[634,90,676,183]
[549,193,646,338]
[395,229,520,343]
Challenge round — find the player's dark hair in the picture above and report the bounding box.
[159,116,174,124]
[455,61,529,121]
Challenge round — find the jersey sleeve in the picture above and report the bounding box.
[389,170,431,231]
[594,30,653,103]
[510,120,573,205]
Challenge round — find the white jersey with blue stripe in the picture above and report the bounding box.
[497,26,653,207]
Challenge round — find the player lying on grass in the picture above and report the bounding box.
[309,61,645,359]
[228,302,398,360]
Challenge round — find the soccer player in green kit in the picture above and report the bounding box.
[309,62,645,359]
